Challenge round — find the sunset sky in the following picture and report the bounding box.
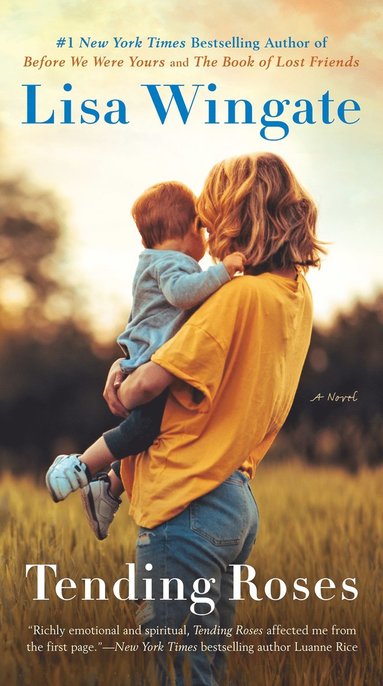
[1,0,382,338]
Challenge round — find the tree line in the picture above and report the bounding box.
[0,173,381,473]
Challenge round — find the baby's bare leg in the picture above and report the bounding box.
[80,436,115,475]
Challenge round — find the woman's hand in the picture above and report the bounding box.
[103,358,129,417]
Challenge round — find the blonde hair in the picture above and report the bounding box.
[197,152,325,272]
[132,182,196,248]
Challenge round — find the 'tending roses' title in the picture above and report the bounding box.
[25,563,358,616]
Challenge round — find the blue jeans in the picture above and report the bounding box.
[135,470,259,686]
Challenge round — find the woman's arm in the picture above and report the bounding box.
[104,359,175,414]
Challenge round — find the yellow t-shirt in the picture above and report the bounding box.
[121,272,313,528]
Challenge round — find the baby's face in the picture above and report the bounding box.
[184,217,207,262]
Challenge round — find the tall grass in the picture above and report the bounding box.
[1,462,382,686]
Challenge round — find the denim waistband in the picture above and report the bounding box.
[228,469,250,484]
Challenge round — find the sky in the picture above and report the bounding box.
[1,0,382,339]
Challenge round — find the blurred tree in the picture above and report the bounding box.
[0,176,72,334]
[0,174,117,473]
[278,295,383,471]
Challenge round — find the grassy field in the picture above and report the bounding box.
[1,462,382,686]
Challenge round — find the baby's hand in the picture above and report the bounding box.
[223,252,246,278]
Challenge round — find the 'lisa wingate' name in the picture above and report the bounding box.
[21,83,361,141]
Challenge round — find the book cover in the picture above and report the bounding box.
[1,1,382,685]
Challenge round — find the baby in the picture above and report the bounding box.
[46,181,244,538]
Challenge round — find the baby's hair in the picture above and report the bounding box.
[197,152,326,272]
[132,182,196,248]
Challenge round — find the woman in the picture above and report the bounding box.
[104,152,324,685]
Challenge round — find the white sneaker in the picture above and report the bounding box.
[46,454,90,502]
[81,474,121,540]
